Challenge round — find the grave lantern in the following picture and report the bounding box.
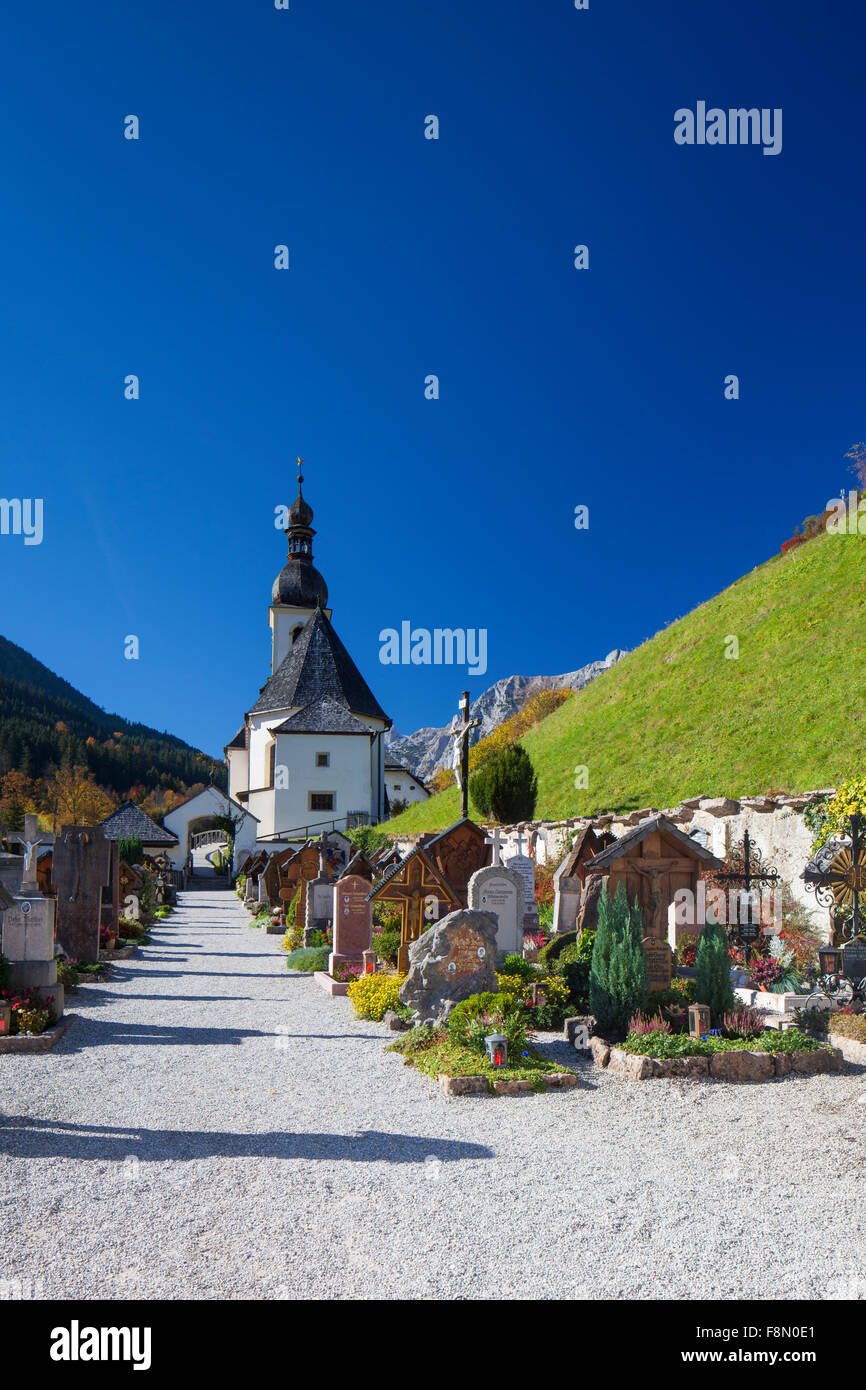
[818,944,843,978]
[688,1003,711,1039]
[484,1033,508,1068]
[362,949,378,976]
[530,983,547,1010]
[0,1001,11,1037]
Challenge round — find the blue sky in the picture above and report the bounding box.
[1,1,864,757]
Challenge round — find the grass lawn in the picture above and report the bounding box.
[385,533,865,834]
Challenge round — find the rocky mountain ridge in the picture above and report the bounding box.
[385,650,627,783]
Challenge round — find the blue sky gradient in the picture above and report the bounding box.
[1,1,863,755]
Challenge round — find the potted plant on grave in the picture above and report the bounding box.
[100,926,117,953]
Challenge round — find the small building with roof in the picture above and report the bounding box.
[384,757,429,811]
[226,463,391,849]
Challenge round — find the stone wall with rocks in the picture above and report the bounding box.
[392,788,832,922]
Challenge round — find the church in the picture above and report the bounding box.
[225,463,392,848]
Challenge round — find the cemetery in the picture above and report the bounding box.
[217,781,866,1100]
[0,812,175,1050]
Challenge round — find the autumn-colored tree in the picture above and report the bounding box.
[845,441,866,489]
[429,767,455,795]
[41,764,116,828]
[0,769,37,830]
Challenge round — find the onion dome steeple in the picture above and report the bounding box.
[272,457,329,609]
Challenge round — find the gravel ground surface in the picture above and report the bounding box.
[1,888,864,1301]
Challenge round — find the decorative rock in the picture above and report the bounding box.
[398,909,499,1026]
[438,1074,488,1096]
[774,1052,793,1076]
[607,1047,653,1080]
[651,1056,709,1079]
[545,1072,579,1089]
[698,798,741,817]
[791,1047,842,1074]
[564,1015,595,1046]
[709,1051,775,1081]
[493,1078,534,1095]
[589,1036,611,1067]
[382,1009,410,1032]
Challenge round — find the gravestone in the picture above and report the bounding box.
[0,816,63,1013]
[643,935,673,992]
[507,846,537,931]
[257,874,268,905]
[304,876,333,943]
[426,819,490,905]
[367,847,462,974]
[101,841,120,935]
[467,865,524,958]
[552,828,605,936]
[0,848,23,898]
[842,935,866,983]
[52,824,112,964]
[263,846,296,905]
[329,873,373,976]
[398,908,499,1025]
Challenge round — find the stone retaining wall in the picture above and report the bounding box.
[394,787,833,920]
[602,1042,842,1081]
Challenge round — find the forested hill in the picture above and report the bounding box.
[0,635,225,796]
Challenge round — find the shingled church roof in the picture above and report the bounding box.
[249,606,390,726]
[100,802,179,846]
[272,697,372,735]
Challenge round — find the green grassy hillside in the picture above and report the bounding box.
[386,533,866,834]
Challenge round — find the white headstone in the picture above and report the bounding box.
[468,865,524,957]
[506,852,535,914]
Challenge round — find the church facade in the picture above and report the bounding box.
[225,466,391,848]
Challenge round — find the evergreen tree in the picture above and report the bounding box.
[694,919,735,1022]
[590,880,648,1034]
[470,744,537,824]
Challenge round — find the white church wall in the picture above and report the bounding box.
[269,733,375,838]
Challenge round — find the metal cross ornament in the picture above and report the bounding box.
[803,814,865,940]
[713,829,780,954]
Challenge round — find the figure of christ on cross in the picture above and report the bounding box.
[450,691,482,820]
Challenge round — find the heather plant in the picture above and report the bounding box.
[721,1006,765,1040]
[628,1009,671,1037]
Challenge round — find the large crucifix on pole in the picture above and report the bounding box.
[451,690,481,821]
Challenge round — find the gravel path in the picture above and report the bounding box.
[1,889,864,1301]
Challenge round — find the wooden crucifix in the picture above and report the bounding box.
[451,691,481,820]
[368,848,461,974]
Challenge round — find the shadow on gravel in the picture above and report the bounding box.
[0,1117,495,1164]
[57,1018,274,1049]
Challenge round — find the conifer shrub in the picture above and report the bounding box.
[469,745,538,824]
[589,881,648,1035]
[694,920,735,1023]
